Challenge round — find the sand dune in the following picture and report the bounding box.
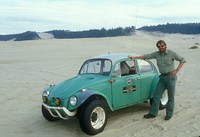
[0,31,199,137]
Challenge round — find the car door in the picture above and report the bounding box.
[111,60,141,109]
[136,59,156,100]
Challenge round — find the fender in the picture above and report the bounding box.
[74,89,113,111]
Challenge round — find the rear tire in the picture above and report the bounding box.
[159,90,168,110]
[150,90,168,110]
[79,100,107,135]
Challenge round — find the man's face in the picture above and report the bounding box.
[157,43,167,53]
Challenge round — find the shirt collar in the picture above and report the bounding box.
[159,49,168,55]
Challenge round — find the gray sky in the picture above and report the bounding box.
[1,0,200,34]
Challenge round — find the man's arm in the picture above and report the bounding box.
[128,55,144,59]
[176,62,184,71]
[171,51,186,76]
[171,62,185,76]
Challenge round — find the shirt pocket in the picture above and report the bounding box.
[167,57,174,65]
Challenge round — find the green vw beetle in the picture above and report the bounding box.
[41,53,168,135]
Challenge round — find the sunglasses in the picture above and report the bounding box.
[157,45,165,48]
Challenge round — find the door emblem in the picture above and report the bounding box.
[123,85,136,93]
[127,78,132,85]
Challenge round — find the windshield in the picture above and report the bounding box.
[79,59,112,76]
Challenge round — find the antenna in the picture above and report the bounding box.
[131,0,140,53]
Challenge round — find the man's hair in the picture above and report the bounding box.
[156,40,166,47]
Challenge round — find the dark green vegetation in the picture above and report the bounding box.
[1,23,200,41]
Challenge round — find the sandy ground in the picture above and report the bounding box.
[0,31,199,137]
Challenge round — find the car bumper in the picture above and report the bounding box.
[42,103,77,120]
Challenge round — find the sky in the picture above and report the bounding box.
[0,0,200,34]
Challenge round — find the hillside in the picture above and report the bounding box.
[1,23,200,41]
[0,26,135,41]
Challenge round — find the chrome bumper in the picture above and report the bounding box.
[42,103,77,120]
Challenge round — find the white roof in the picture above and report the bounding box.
[91,53,140,64]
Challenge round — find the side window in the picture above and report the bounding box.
[137,60,153,74]
[102,60,112,76]
[126,60,135,74]
[120,60,136,76]
[112,63,121,77]
[112,60,136,77]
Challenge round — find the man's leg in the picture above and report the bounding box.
[149,78,166,116]
[166,76,177,118]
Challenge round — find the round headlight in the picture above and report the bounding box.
[43,90,50,97]
[70,96,77,106]
[42,90,50,103]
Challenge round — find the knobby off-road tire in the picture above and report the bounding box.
[79,100,108,135]
[41,105,59,121]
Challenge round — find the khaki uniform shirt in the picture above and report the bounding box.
[144,49,186,74]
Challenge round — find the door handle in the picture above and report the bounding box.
[108,79,116,83]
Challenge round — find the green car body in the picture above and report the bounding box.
[42,53,163,135]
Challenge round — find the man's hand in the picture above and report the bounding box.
[128,55,134,59]
[170,70,178,76]
[170,63,184,76]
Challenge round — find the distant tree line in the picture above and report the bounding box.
[46,26,135,39]
[138,23,200,34]
[0,26,135,41]
[1,23,200,41]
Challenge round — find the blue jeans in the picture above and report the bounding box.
[149,75,177,117]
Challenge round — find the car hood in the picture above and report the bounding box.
[48,74,108,99]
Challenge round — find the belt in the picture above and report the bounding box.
[160,72,172,76]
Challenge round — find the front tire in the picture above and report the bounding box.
[41,105,59,121]
[79,100,107,135]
